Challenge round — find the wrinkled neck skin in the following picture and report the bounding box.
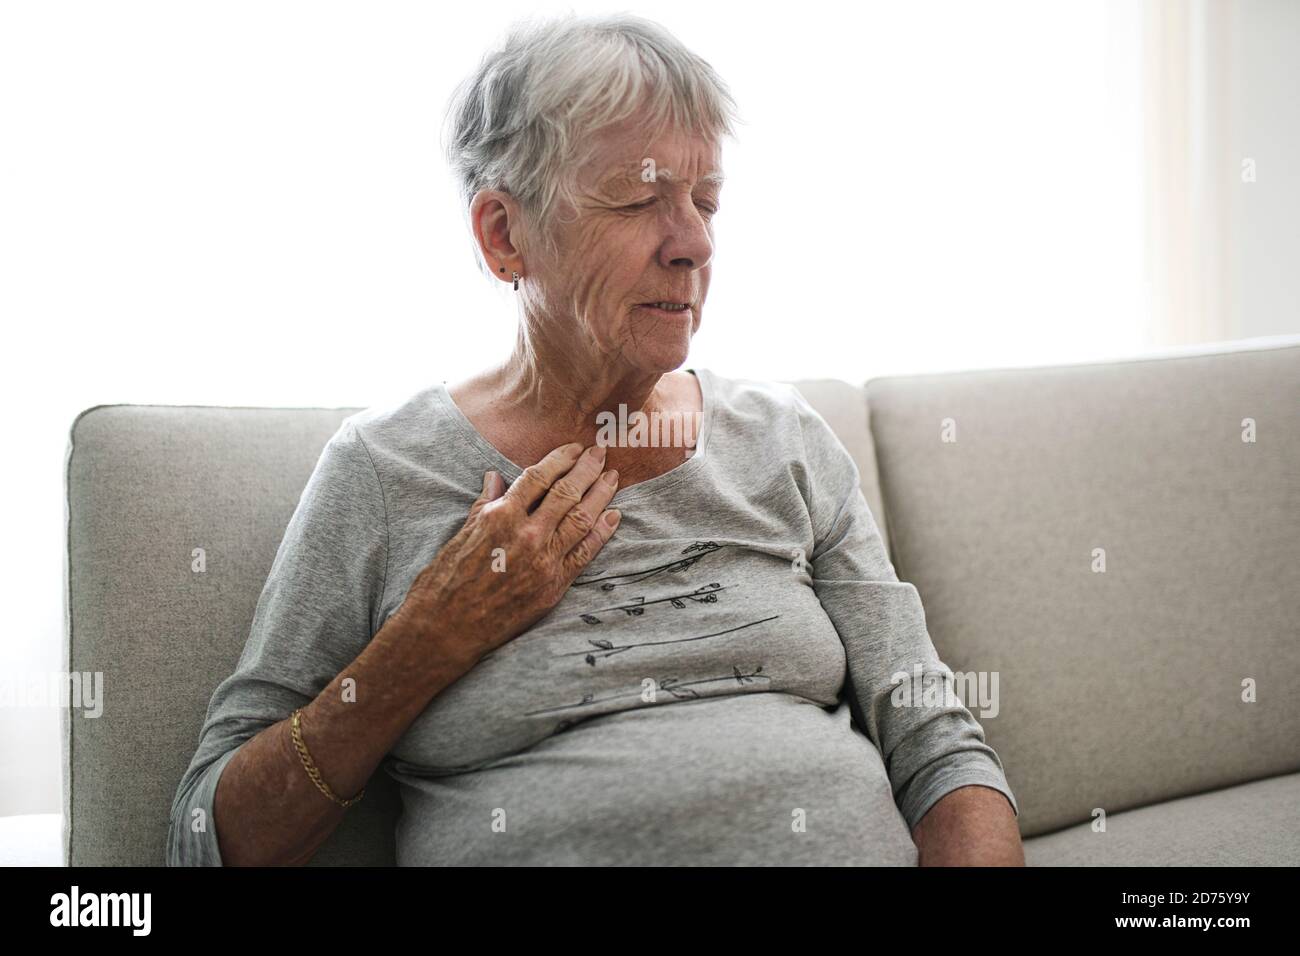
[472,300,687,465]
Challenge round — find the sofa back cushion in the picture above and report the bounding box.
[64,404,398,865]
[864,343,1300,836]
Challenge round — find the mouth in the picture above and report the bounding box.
[636,301,693,315]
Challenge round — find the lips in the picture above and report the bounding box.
[637,299,694,310]
[637,304,692,316]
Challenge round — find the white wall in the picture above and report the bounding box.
[1233,0,1300,339]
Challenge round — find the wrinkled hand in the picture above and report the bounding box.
[394,442,622,665]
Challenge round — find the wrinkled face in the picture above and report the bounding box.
[528,112,723,374]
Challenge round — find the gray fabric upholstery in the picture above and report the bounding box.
[865,343,1300,839]
[1023,772,1300,866]
[63,346,1300,865]
[791,378,890,552]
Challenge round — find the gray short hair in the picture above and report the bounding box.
[441,12,743,276]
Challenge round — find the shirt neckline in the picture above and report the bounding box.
[432,367,715,505]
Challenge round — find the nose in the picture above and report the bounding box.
[658,198,714,271]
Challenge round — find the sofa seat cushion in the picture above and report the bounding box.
[1023,772,1300,865]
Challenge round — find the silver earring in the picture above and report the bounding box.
[512,271,520,291]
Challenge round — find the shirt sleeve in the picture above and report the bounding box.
[792,388,1019,833]
[165,418,390,865]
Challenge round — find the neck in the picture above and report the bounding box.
[485,322,674,454]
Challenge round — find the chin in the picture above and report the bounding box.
[627,313,698,368]
[628,340,692,374]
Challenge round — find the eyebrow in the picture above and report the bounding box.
[597,163,725,192]
[656,168,726,187]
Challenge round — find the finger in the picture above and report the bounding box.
[551,467,619,555]
[467,470,505,520]
[562,508,621,577]
[531,443,608,532]
[502,442,584,512]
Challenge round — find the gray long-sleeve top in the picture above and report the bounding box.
[166,367,1017,865]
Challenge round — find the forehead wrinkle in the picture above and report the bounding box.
[594,160,648,191]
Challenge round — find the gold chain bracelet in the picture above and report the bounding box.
[290,708,365,809]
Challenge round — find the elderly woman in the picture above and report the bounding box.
[167,13,1022,867]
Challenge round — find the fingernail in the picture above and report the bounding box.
[604,469,619,486]
[482,470,493,494]
[563,442,583,457]
[603,509,621,527]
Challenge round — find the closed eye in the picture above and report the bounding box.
[622,197,719,217]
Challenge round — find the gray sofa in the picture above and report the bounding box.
[61,339,1300,865]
